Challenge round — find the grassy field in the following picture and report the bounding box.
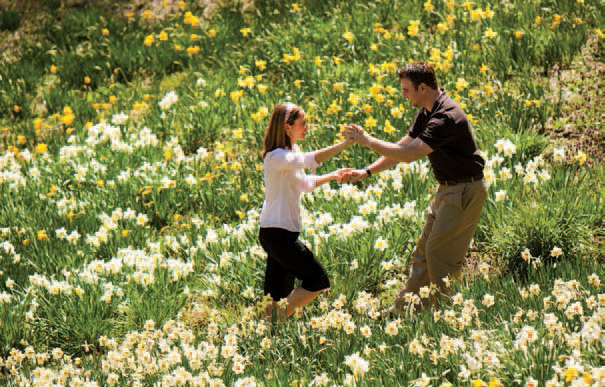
[0,0,604,385]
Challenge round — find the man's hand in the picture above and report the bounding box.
[339,168,369,183]
[342,124,371,146]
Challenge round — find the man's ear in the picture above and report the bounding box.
[418,83,427,93]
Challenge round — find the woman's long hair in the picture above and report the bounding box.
[262,102,303,159]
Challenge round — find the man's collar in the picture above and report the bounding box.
[426,88,447,114]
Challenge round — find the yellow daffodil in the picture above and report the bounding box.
[255,60,267,71]
[62,114,75,125]
[144,35,154,47]
[342,30,355,43]
[565,367,579,382]
[34,118,43,133]
[456,77,469,91]
[187,46,200,55]
[408,20,420,37]
[365,116,377,128]
[35,143,48,153]
[484,27,497,39]
[383,120,395,134]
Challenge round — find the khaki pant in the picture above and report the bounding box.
[394,179,487,309]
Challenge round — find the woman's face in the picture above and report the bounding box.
[285,112,308,143]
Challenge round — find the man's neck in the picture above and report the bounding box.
[423,88,441,113]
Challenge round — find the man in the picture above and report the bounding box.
[341,62,486,312]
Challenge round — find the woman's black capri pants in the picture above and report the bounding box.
[258,227,330,302]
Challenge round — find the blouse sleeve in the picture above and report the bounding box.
[265,147,321,171]
[299,173,318,192]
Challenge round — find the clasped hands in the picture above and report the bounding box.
[331,124,372,184]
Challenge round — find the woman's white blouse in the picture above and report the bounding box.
[259,145,320,232]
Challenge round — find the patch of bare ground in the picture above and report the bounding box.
[545,35,605,165]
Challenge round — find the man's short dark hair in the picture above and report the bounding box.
[397,62,439,90]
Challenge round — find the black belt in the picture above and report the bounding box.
[438,175,483,186]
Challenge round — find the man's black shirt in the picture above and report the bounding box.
[408,89,485,181]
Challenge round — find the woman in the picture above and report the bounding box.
[259,102,351,318]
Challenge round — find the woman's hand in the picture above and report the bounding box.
[339,168,368,183]
[329,169,345,183]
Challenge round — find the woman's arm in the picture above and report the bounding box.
[300,170,343,192]
[313,139,353,164]
[313,170,342,188]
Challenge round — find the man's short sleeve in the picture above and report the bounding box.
[407,111,425,138]
[415,113,450,151]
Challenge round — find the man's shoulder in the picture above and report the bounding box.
[435,93,467,122]
[436,92,459,110]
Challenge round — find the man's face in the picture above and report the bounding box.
[401,78,422,108]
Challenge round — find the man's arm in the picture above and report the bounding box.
[343,125,433,163]
[366,135,415,175]
[341,135,417,183]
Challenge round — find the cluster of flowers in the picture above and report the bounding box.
[2,268,605,386]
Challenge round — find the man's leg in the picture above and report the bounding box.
[425,181,487,306]
[392,194,439,311]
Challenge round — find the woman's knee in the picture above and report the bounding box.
[302,269,330,292]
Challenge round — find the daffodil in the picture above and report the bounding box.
[408,20,420,37]
[255,59,266,71]
[342,30,355,43]
[383,120,395,134]
[187,46,200,55]
[424,0,434,12]
[35,143,48,153]
[144,34,154,47]
[456,77,469,91]
[484,27,497,39]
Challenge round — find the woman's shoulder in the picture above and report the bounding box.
[265,147,293,158]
